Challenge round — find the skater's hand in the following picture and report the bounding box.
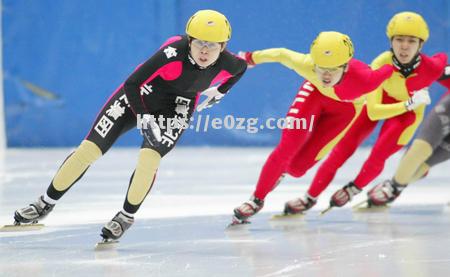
[405,87,431,111]
[196,86,225,112]
[141,115,162,147]
[237,51,256,68]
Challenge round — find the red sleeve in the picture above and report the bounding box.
[438,65,450,90]
[334,59,393,101]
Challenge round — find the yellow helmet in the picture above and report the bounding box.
[386,12,429,41]
[310,31,354,68]
[186,10,231,42]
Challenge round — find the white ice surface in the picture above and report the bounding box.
[1,147,449,277]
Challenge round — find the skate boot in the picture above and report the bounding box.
[101,211,134,241]
[367,179,405,207]
[14,195,55,225]
[330,182,362,207]
[232,196,264,225]
[284,193,317,215]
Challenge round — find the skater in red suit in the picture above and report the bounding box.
[325,12,447,210]
[366,67,450,206]
[231,31,394,224]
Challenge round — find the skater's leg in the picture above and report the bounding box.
[367,104,450,206]
[253,81,323,200]
[408,162,430,183]
[45,87,136,202]
[45,140,103,201]
[102,95,195,240]
[366,140,431,207]
[353,111,417,189]
[394,95,450,185]
[287,97,361,178]
[408,138,450,183]
[233,81,323,222]
[393,139,433,185]
[307,107,376,198]
[15,87,136,224]
[283,100,361,214]
[123,148,161,214]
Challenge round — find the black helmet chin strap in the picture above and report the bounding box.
[391,50,421,78]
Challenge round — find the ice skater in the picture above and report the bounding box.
[323,12,447,211]
[277,12,448,214]
[231,31,394,224]
[366,67,450,206]
[10,10,247,244]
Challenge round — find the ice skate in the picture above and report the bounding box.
[367,179,403,206]
[95,211,134,250]
[1,195,54,232]
[228,196,264,227]
[321,182,362,215]
[272,194,316,219]
[352,180,402,212]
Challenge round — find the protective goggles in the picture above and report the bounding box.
[191,39,222,50]
[314,65,346,74]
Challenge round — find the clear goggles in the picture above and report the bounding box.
[314,65,345,74]
[191,39,221,50]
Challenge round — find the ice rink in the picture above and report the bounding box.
[1,147,449,277]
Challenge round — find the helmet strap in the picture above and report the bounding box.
[391,50,421,78]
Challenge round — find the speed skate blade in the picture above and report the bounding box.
[226,214,252,229]
[353,205,389,213]
[227,220,251,229]
[319,206,333,216]
[0,224,45,232]
[270,213,304,220]
[95,240,119,250]
[352,200,389,212]
[352,200,370,210]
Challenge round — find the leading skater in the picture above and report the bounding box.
[13,10,247,242]
[232,31,394,224]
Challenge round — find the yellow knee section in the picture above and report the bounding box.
[127,149,161,206]
[53,140,102,191]
[409,162,430,183]
[394,139,432,185]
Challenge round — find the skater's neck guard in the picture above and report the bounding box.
[392,51,421,78]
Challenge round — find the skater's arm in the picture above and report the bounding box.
[217,53,248,94]
[333,60,393,101]
[366,88,408,121]
[197,53,247,112]
[251,48,311,74]
[365,53,407,121]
